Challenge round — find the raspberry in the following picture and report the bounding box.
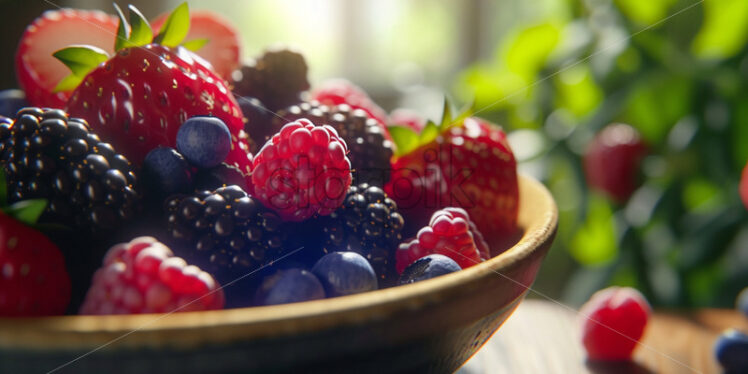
[395,207,488,273]
[232,48,310,111]
[80,236,224,314]
[580,286,650,361]
[316,183,404,286]
[275,101,394,186]
[251,119,352,221]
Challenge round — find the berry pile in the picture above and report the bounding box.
[0,2,520,316]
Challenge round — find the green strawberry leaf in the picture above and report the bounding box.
[113,3,131,52]
[5,199,47,226]
[419,121,440,147]
[182,38,209,52]
[439,97,453,131]
[53,46,109,77]
[154,2,190,47]
[53,74,83,93]
[0,169,6,208]
[127,5,153,47]
[389,125,421,157]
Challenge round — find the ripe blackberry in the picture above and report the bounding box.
[0,107,140,232]
[316,184,404,287]
[163,185,303,300]
[275,101,394,186]
[231,48,309,111]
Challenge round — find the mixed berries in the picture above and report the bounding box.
[0,2,521,316]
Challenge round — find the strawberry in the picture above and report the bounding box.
[385,102,518,246]
[54,3,252,179]
[0,197,71,316]
[583,123,647,203]
[14,9,118,108]
[151,10,241,80]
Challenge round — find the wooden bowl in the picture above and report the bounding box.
[0,175,557,374]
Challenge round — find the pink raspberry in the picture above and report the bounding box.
[580,286,651,361]
[395,207,488,273]
[251,119,353,221]
[80,236,224,315]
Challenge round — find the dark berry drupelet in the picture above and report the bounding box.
[163,185,304,305]
[316,183,404,287]
[0,107,140,232]
[275,101,394,186]
[231,48,309,112]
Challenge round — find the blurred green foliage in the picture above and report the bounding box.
[456,0,748,307]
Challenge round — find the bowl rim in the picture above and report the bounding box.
[0,174,558,348]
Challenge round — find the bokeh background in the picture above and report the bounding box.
[2,0,747,308]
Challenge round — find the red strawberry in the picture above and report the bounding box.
[14,9,118,108]
[580,286,650,361]
[0,211,71,316]
[80,236,224,315]
[386,110,518,246]
[251,119,352,221]
[583,123,647,203]
[151,10,241,80]
[395,207,488,273]
[740,162,748,210]
[312,79,389,131]
[56,4,252,178]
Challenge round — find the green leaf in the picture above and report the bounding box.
[389,125,421,157]
[438,97,453,131]
[504,22,560,81]
[113,3,131,52]
[53,74,84,93]
[692,0,748,60]
[419,121,440,146]
[53,46,109,77]
[154,2,190,47]
[182,38,209,52]
[127,4,153,47]
[614,0,677,26]
[570,194,618,266]
[5,199,48,226]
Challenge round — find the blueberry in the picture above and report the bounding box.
[311,251,378,297]
[399,254,461,285]
[176,116,232,168]
[143,147,193,195]
[737,287,748,317]
[255,268,325,306]
[0,89,29,118]
[714,329,748,373]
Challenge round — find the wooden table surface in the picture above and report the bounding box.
[459,299,748,374]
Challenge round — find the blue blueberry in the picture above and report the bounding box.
[399,254,462,285]
[0,89,28,118]
[311,251,378,297]
[737,287,748,318]
[176,116,232,168]
[143,147,193,195]
[714,329,748,373]
[255,268,325,306]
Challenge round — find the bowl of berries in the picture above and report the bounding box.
[0,3,557,373]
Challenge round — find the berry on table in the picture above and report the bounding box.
[583,123,647,203]
[316,183,404,286]
[399,254,461,285]
[176,116,232,168]
[254,268,325,306]
[274,102,394,186]
[251,119,352,222]
[143,147,194,196]
[580,286,650,361]
[0,107,141,233]
[80,236,224,314]
[311,251,378,297]
[0,89,29,118]
[714,329,748,373]
[0,210,71,316]
[14,9,118,108]
[395,207,488,274]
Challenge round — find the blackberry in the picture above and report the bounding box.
[0,107,140,232]
[231,48,309,112]
[164,185,304,303]
[275,101,394,186]
[316,183,404,287]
